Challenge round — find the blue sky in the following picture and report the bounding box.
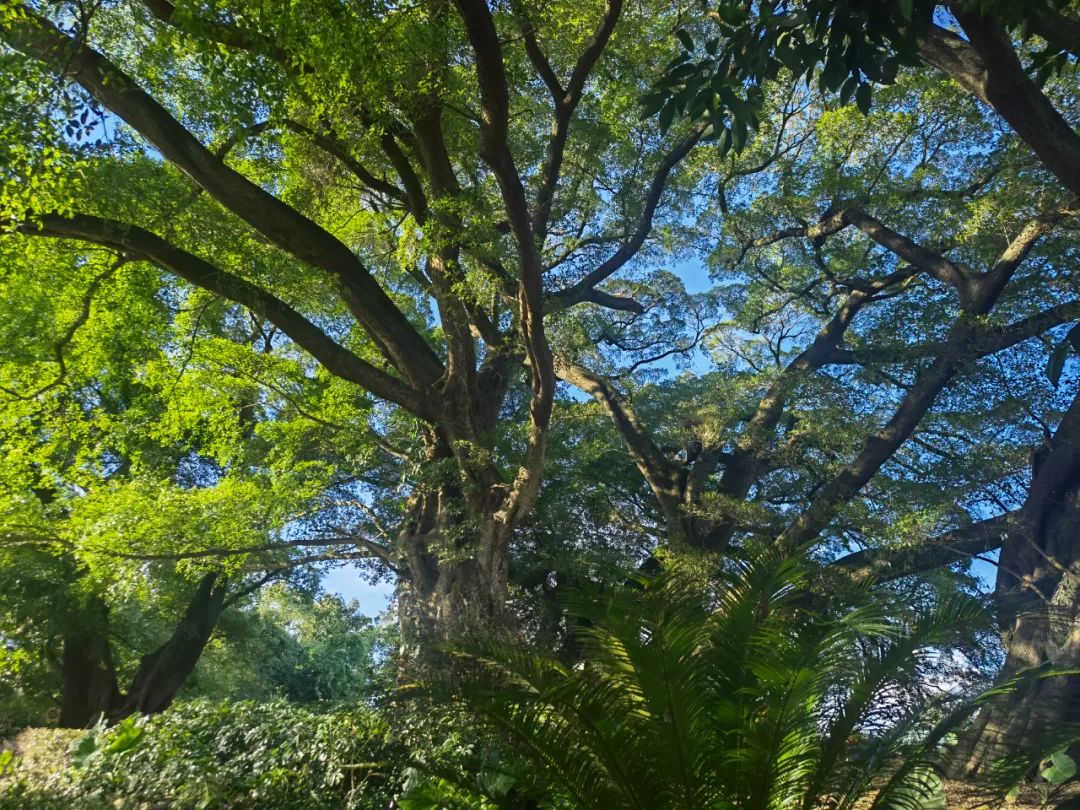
[324,565,394,615]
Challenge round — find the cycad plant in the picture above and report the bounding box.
[405,548,995,809]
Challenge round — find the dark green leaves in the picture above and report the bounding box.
[855,82,873,114]
[645,0,1049,139]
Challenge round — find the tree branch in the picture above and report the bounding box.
[2,7,444,388]
[551,124,706,311]
[919,15,1080,195]
[14,213,431,419]
[530,0,622,239]
[830,513,1012,584]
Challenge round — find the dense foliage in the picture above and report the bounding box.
[1,700,404,808]
[1,0,1080,803]
[414,551,990,808]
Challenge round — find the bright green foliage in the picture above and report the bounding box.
[190,583,397,703]
[1041,750,1078,784]
[0,700,404,809]
[412,549,990,809]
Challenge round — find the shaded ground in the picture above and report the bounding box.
[944,778,1080,809]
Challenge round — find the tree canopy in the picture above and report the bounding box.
[1,0,1080,783]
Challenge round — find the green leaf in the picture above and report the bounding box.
[821,56,847,92]
[71,733,99,769]
[1042,751,1077,784]
[106,716,146,754]
[1047,340,1070,387]
[888,765,946,810]
[0,749,13,778]
[899,0,914,21]
[675,28,694,51]
[839,75,859,105]
[716,125,731,155]
[659,101,677,133]
[640,92,667,118]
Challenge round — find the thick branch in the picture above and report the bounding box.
[16,214,430,419]
[918,17,1080,196]
[557,359,678,498]
[843,209,976,302]
[109,534,393,566]
[830,513,1012,584]
[453,0,556,529]
[2,8,444,388]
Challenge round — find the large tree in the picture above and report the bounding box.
[0,0,709,646]
[3,0,1080,768]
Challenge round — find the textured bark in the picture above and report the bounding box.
[395,485,512,654]
[952,395,1080,777]
[58,594,121,728]
[918,12,1080,197]
[951,510,1080,777]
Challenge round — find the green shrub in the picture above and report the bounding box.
[1,700,404,809]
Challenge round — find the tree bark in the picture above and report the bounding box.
[58,594,121,728]
[55,571,231,725]
[952,395,1080,777]
[395,487,512,655]
[950,525,1080,777]
[112,572,229,718]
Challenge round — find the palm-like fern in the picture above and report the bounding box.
[407,548,993,809]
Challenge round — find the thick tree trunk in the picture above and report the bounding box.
[951,574,1080,777]
[395,489,512,658]
[952,434,1080,777]
[58,594,121,727]
[112,571,228,718]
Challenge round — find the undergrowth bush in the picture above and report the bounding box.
[0,699,404,808]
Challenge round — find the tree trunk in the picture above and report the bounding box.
[58,594,121,727]
[951,572,1080,777]
[111,572,228,718]
[952,435,1080,777]
[395,488,512,660]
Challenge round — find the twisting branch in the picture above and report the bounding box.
[556,359,678,497]
[552,124,707,311]
[529,0,623,240]
[775,203,1065,549]
[453,0,556,531]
